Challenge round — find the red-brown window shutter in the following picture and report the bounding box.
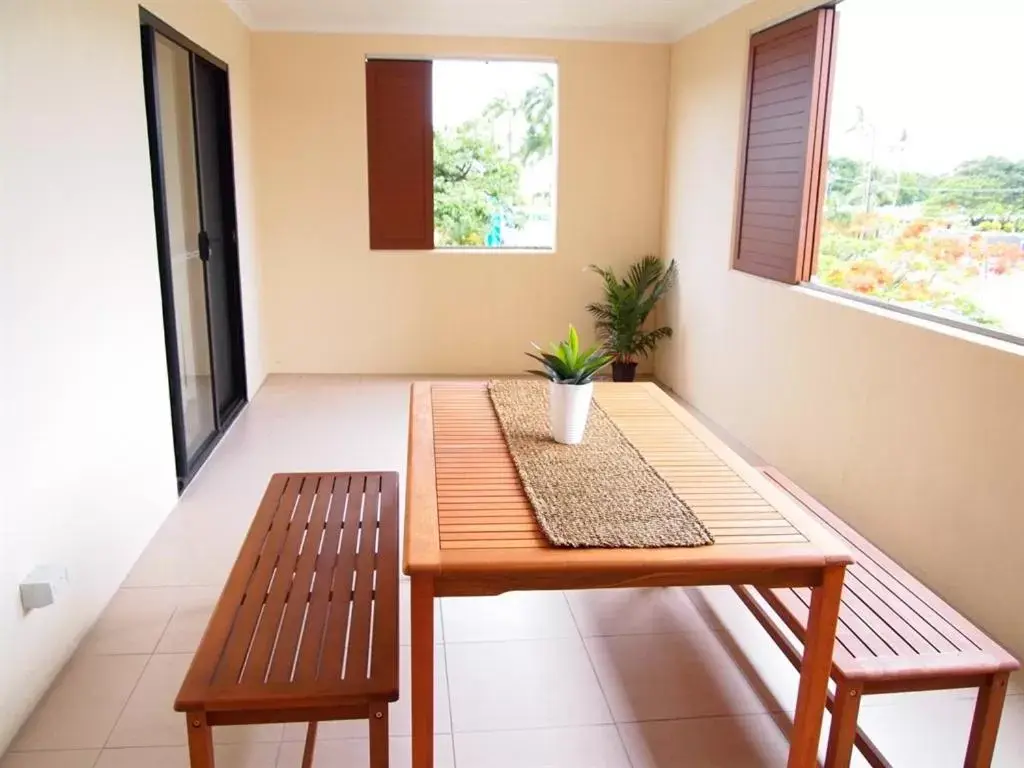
[366,59,434,250]
[733,7,837,283]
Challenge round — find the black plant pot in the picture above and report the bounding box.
[612,361,638,382]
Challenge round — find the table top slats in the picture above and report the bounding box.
[404,382,851,580]
[430,383,811,552]
[176,472,400,713]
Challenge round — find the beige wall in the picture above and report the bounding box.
[657,0,1024,658]
[252,33,670,374]
[0,0,261,751]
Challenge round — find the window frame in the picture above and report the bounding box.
[732,3,1024,349]
[365,55,559,253]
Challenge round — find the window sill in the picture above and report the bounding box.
[796,282,1024,358]
[376,248,556,256]
[433,247,555,255]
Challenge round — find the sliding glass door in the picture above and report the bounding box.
[141,13,247,490]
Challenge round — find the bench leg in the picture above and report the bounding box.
[965,672,1009,767]
[301,722,317,768]
[186,712,215,768]
[825,682,862,768]
[370,703,389,768]
[789,565,845,768]
[410,575,435,768]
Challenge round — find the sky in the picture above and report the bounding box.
[828,0,1024,174]
[432,59,556,130]
[431,59,558,204]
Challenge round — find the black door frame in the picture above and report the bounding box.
[140,8,247,492]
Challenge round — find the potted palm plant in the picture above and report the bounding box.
[586,255,678,382]
[527,325,614,444]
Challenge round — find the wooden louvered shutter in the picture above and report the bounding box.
[366,59,434,250]
[733,7,837,283]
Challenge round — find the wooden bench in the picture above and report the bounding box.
[175,472,399,768]
[733,467,1019,768]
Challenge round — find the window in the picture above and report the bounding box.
[366,58,557,251]
[735,0,1024,342]
[733,8,836,284]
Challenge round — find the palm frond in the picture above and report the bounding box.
[586,257,677,361]
[633,327,674,359]
[625,255,664,295]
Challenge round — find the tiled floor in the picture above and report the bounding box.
[3,377,1022,767]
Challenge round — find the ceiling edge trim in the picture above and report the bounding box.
[668,0,759,42]
[224,0,255,28]
[240,19,675,44]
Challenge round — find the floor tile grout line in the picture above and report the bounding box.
[101,653,155,750]
[438,598,459,767]
[151,605,179,656]
[574,617,635,768]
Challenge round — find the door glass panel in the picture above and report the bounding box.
[154,34,216,459]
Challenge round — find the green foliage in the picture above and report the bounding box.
[896,171,939,206]
[435,69,555,246]
[927,157,1024,225]
[827,156,937,211]
[816,224,1003,327]
[520,73,554,165]
[820,153,1024,331]
[827,157,863,199]
[586,256,677,363]
[526,325,614,385]
[433,122,522,246]
[483,72,554,166]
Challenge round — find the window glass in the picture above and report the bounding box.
[816,0,1024,337]
[432,60,557,249]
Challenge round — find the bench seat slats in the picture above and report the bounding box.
[317,474,370,683]
[789,482,984,656]
[240,477,319,686]
[294,475,355,684]
[267,476,334,684]
[751,468,1018,680]
[766,588,868,662]
[175,472,400,713]
[344,476,385,684]
[214,475,305,687]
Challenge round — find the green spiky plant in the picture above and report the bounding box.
[586,256,678,381]
[526,325,614,385]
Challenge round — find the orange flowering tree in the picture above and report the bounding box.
[817,215,1024,326]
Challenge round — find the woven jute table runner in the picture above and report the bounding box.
[487,380,714,548]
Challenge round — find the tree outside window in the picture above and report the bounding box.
[432,61,556,249]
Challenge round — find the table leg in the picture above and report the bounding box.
[369,703,390,768]
[965,671,1009,767]
[300,722,317,768]
[186,712,215,768]
[824,681,862,768]
[410,575,435,768]
[789,565,845,768]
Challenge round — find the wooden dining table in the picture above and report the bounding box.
[404,381,853,767]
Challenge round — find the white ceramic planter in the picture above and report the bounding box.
[548,380,594,445]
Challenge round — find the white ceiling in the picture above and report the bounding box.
[224,0,752,43]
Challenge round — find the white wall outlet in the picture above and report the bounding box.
[20,565,70,612]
